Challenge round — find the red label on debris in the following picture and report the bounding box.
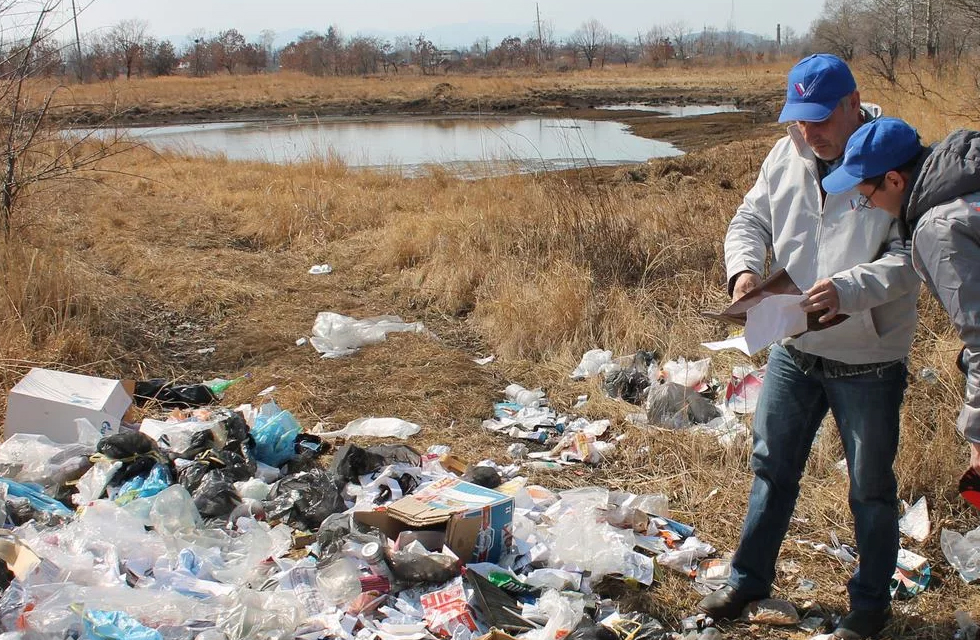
[420,579,478,638]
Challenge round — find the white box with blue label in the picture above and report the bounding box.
[4,368,133,443]
[354,476,514,563]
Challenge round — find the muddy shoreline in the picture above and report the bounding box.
[63,85,784,152]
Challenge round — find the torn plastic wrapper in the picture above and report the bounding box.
[724,367,765,415]
[419,577,479,638]
[890,549,930,599]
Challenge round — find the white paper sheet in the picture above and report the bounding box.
[702,294,808,356]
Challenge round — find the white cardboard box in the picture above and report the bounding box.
[4,368,132,443]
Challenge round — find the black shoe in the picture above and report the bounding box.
[833,607,892,639]
[697,585,767,620]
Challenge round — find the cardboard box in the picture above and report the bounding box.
[355,477,514,563]
[4,368,133,443]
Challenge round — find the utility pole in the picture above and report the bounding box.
[536,3,543,65]
[776,23,781,57]
[71,0,83,82]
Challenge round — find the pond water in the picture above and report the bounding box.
[79,115,684,175]
[597,104,741,117]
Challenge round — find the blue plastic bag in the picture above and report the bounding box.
[81,609,163,640]
[251,401,300,467]
[114,464,173,505]
[0,477,71,515]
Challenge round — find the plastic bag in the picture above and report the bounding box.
[656,536,715,576]
[96,432,161,485]
[115,464,172,505]
[251,401,300,467]
[192,470,241,518]
[315,558,362,607]
[942,526,980,583]
[0,478,71,515]
[311,312,426,358]
[323,417,420,440]
[646,381,721,427]
[149,485,202,536]
[522,590,584,640]
[570,349,613,380]
[386,547,459,584]
[661,357,711,388]
[262,468,345,531]
[81,609,163,640]
[743,599,800,625]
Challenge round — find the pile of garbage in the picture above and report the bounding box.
[0,349,977,640]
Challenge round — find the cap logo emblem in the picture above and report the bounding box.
[794,82,806,97]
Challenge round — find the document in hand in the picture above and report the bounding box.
[701,269,848,356]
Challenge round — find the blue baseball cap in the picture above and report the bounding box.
[822,117,922,194]
[778,54,857,123]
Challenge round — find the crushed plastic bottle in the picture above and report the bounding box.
[919,368,939,385]
[504,384,546,408]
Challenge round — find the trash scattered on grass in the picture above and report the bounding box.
[321,417,422,440]
[473,355,495,366]
[308,264,333,275]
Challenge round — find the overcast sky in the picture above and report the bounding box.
[60,0,823,46]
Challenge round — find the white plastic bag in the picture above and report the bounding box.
[942,526,980,583]
[311,312,425,358]
[661,357,711,388]
[322,417,421,440]
[570,349,613,380]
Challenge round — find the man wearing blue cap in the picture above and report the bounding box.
[823,117,980,475]
[702,55,920,638]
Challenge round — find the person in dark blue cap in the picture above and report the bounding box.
[823,117,980,476]
[705,55,920,639]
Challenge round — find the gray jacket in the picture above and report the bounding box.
[906,129,980,443]
[726,123,920,364]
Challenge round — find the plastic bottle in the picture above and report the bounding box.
[919,368,939,385]
[504,383,546,408]
[205,374,251,396]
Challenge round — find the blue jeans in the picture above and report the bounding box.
[729,344,906,611]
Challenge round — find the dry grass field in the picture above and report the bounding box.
[1,62,979,636]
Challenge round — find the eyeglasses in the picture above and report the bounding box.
[855,177,885,210]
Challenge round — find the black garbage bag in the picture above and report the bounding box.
[604,350,658,405]
[281,434,330,476]
[97,432,163,484]
[568,622,619,640]
[367,444,422,468]
[316,512,352,558]
[330,445,386,483]
[177,460,211,494]
[160,428,218,461]
[386,547,459,584]
[463,466,502,489]
[192,469,241,518]
[134,379,218,409]
[222,412,251,445]
[263,468,346,531]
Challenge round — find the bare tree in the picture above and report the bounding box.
[667,21,689,60]
[571,18,609,68]
[810,0,861,60]
[108,19,148,79]
[0,1,138,238]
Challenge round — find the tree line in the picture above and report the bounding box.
[811,0,980,81]
[8,15,811,82]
